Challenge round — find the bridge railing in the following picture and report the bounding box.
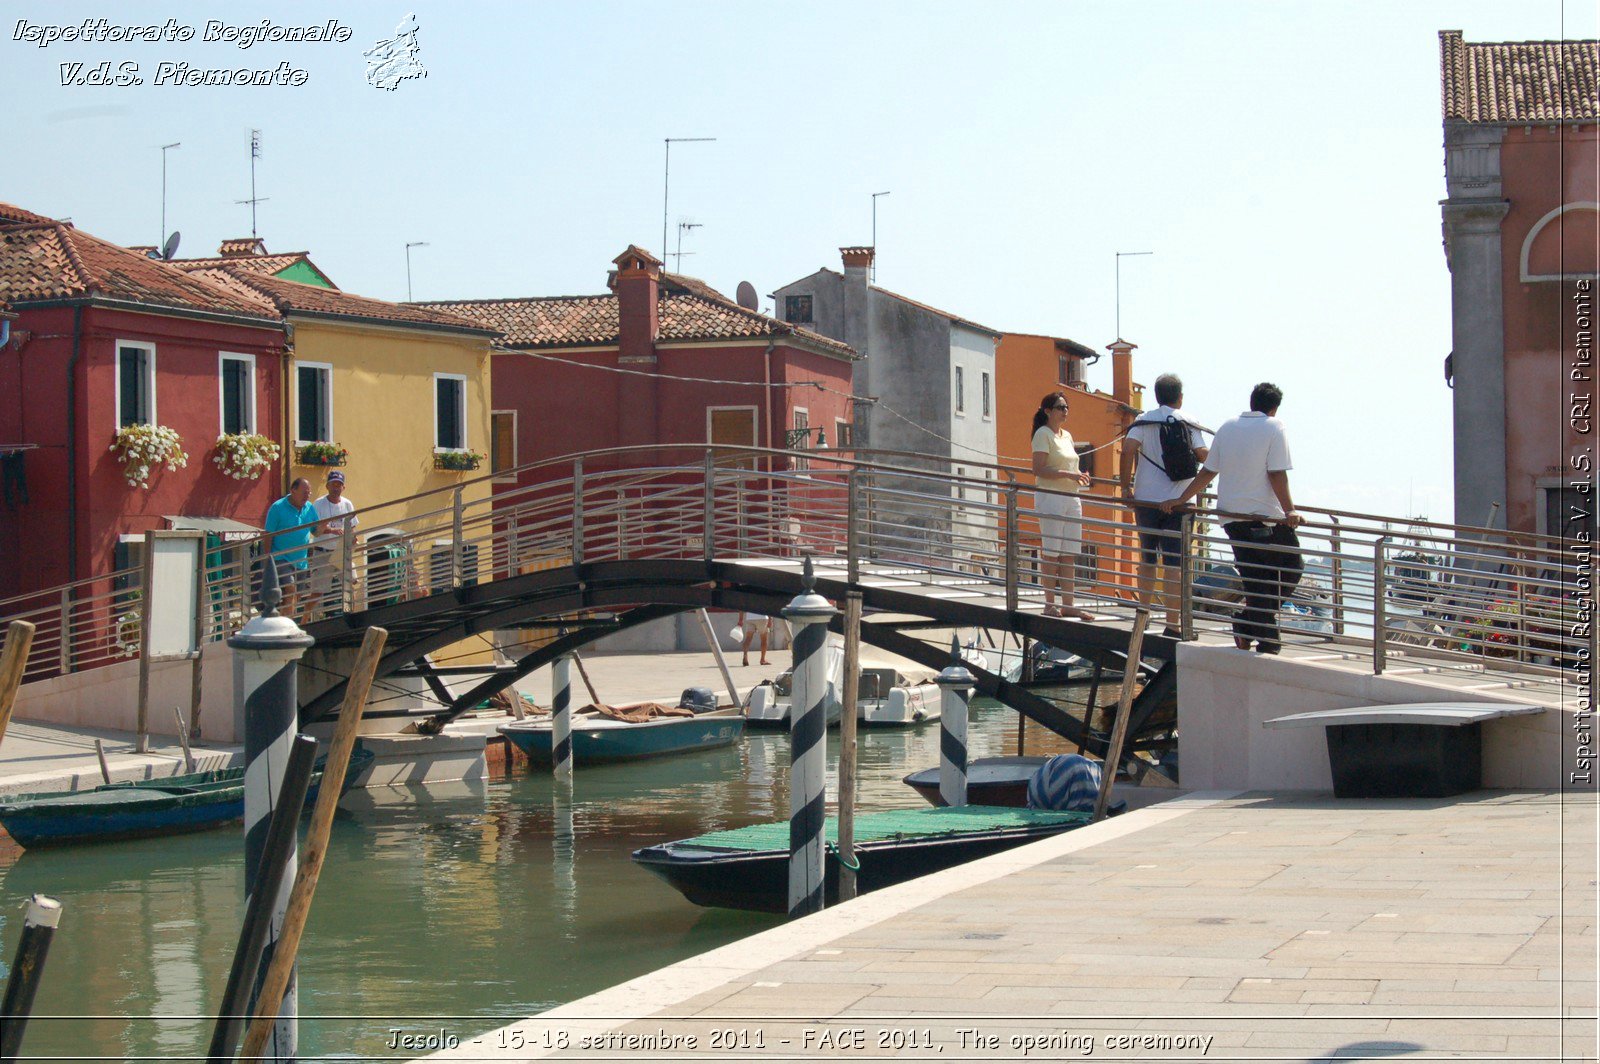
[1,443,1590,693]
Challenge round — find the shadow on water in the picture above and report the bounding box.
[0,693,1088,1058]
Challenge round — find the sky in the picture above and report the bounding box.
[5,0,1595,522]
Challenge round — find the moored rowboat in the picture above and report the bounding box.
[0,746,374,848]
[499,706,745,765]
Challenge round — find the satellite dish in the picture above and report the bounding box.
[735,281,759,311]
[161,231,181,261]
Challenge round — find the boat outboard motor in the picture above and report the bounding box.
[677,686,717,714]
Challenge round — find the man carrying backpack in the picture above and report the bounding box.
[1119,373,1207,638]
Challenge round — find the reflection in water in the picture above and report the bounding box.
[0,693,1087,1058]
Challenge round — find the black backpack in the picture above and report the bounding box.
[1136,414,1199,481]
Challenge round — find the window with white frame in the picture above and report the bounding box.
[792,407,810,472]
[219,353,256,435]
[954,365,965,414]
[296,362,333,443]
[116,341,156,428]
[434,374,467,451]
[981,371,991,419]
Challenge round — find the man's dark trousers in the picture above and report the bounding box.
[1222,520,1303,649]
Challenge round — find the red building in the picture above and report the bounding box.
[0,205,287,600]
[1439,32,1598,537]
[423,246,858,482]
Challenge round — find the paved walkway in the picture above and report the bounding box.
[0,719,237,795]
[427,790,1597,1062]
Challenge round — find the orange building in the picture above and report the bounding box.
[995,333,1144,594]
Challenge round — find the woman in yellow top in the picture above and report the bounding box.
[1030,392,1094,620]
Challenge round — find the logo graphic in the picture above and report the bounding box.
[364,13,426,91]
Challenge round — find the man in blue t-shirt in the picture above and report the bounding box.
[263,477,318,621]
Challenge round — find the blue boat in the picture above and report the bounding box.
[0,746,373,849]
[499,706,745,766]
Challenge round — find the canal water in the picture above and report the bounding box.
[0,695,1088,1060]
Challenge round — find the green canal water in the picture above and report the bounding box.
[0,696,1085,1060]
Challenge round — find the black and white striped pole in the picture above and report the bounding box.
[0,894,62,1063]
[783,557,836,919]
[551,652,574,779]
[227,554,313,1062]
[936,637,973,808]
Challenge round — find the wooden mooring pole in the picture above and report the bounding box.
[1093,610,1149,821]
[837,592,862,902]
[0,621,38,751]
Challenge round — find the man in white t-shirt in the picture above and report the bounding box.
[1162,382,1303,654]
[310,470,359,617]
[1118,373,1207,638]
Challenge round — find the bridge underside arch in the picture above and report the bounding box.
[300,560,1177,759]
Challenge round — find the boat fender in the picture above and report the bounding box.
[1026,754,1102,813]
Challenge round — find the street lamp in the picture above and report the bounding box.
[405,241,429,302]
[663,137,715,261]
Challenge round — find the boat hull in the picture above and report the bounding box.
[633,805,1089,913]
[499,710,744,765]
[902,756,1051,807]
[0,748,372,848]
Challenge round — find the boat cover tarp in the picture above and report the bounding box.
[586,702,695,723]
[679,805,1091,853]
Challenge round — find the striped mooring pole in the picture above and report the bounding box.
[551,652,574,779]
[782,557,837,919]
[936,637,974,808]
[0,894,62,1062]
[228,554,313,1062]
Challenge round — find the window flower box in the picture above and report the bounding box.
[110,423,187,488]
[213,432,280,481]
[296,442,347,467]
[433,450,485,472]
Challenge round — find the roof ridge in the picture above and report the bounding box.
[54,223,95,294]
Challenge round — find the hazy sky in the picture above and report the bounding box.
[5,1,1594,521]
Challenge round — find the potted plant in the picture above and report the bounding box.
[110,424,187,488]
[296,441,348,467]
[213,432,281,481]
[433,449,486,472]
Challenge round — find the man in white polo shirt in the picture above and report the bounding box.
[1162,382,1303,653]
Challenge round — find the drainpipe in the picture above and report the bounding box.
[763,338,776,474]
[66,305,83,583]
[280,323,294,495]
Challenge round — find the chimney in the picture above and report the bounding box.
[840,246,873,406]
[219,237,268,258]
[612,245,662,364]
[1107,339,1136,406]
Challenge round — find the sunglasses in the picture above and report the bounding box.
[1050,404,1068,412]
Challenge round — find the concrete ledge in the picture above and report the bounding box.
[1178,644,1584,792]
[0,747,240,797]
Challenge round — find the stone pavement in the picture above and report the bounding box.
[429,790,1597,1063]
[0,718,237,796]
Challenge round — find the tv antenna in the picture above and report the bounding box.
[405,241,429,302]
[159,142,180,249]
[735,281,759,311]
[234,129,268,238]
[662,136,715,263]
[1115,250,1153,340]
[871,191,890,282]
[673,221,702,273]
[160,232,181,261]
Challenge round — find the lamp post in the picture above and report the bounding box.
[405,241,429,302]
[871,191,890,282]
[663,137,715,260]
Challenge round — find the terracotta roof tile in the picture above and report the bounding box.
[1440,30,1599,123]
[423,289,856,357]
[200,269,496,334]
[0,203,58,226]
[174,252,338,288]
[0,221,282,321]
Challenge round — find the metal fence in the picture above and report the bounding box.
[1,445,1590,695]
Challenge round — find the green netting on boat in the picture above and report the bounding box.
[680,805,1091,853]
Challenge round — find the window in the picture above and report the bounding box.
[708,406,757,468]
[219,353,256,435]
[116,341,155,428]
[1058,354,1070,386]
[981,371,991,419]
[835,418,852,448]
[955,465,965,501]
[784,294,813,324]
[1075,442,1095,479]
[491,410,517,480]
[954,366,965,414]
[434,374,467,451]
[295,363,332,443]
[791,408,810,472]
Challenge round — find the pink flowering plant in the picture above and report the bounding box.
[213,432,280,481]
[110,423,188,488]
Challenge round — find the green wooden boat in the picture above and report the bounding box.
[0,746,373,848]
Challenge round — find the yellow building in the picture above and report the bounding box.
[189,269,498,515]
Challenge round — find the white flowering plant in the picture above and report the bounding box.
[213,432,280,481]
[109,423,188,488]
